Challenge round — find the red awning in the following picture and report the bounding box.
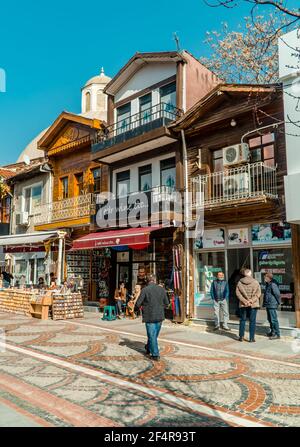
[72,226,162,250]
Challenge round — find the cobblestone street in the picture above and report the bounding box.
[0,312,299,427]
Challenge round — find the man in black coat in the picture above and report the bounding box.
[135,275,169,361]
[263,273,281,340]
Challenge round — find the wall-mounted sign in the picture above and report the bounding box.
[194,228,225,249]
[252,222,291,245]
[228,228,249,246]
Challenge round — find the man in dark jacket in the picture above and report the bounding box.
[263,273,281,340]
[210,271,230,331]
[135,275,169,361]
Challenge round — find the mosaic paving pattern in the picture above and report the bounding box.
[0,313,299,427]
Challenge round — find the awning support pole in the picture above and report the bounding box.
[57,232,66,286]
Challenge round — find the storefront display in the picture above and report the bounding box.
[67,250,90,299]
[0,288,84,320]
[194,222,294,324]
[253,248,294,311]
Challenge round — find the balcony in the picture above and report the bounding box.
[191,162,278,213]
[33,194,94,229]
[91,102,181,164]
[93,186,182,229]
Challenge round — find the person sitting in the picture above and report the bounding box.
[37,277,45,290]
[114,282,127,319]
[126,284,141,319]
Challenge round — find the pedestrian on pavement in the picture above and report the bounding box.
[236,269,261,342]
[263,273,281,340]
[210,271,231,331]
[2,270,13,288]
[114,282,127,319]
[135,274,169,361]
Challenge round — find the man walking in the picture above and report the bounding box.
[210,271,230,331]
[135,275,169,361]
[263,273,281,340]
[236,269,261,342]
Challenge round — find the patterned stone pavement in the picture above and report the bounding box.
[0,312,299,427]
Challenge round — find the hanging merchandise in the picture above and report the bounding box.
[171,292,176,316]
[172,244,183,317]
[175,294,180,316]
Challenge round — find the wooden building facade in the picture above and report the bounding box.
[171,84,299,328]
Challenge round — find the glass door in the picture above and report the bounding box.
[227,248,251,315]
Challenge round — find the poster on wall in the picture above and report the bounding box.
[228,228,249,246]
[196,265,222,307]
[252,222,291,245]
[194,228,225,249]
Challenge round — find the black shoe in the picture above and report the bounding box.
[266,331,274,337]
[150,356,160,361]
[144,344,150,354]
[269,335,280,340]
[249,339,256,343]
[238,337,243,342]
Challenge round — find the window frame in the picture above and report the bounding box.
[248,132,276,167]
[22,182,43,215]
[116,170,130,198]
[60,176,69,200]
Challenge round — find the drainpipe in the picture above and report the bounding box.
[181,129,190,319]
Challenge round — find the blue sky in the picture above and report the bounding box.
[0,0,297,165]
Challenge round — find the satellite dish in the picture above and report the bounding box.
[23,155,31,165]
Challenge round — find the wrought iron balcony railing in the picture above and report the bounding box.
[33,194,94,226]
[92,102,182,152]
[191,162,278,208]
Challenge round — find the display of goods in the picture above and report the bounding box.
[52,293,84,320]
[0,289,32,316]
[67,251,90,299]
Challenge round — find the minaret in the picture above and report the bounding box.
[81,68,111,121]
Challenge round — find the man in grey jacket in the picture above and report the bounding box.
[236,269,261,343]
[135,275,169,361]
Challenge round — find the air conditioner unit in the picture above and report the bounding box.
[16,212,29,226]
[223,173,249,197]
[223,143,250,167]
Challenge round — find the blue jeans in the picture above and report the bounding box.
[239,307,257,341]
[145,322,162,357]
[266,308,280,336]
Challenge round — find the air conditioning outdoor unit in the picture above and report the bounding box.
[16,212,29,226]
[223,173,249,197]
[223,143,250,167]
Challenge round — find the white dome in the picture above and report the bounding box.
[17,128,48,163]
[83,68,111,88]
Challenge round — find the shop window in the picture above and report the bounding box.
[92,167,101,194]
[253,247,294,312]
[160,157,176,190]
[139,164,152,192]
[248,133,275,167]
[61,177,69,199]
[116,170,130,198]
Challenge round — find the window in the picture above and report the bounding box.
[139,94,152,124]
[139,165,152,192]
[248,133,275,167]
[160,82,176,112]
[23,184,42,214]
[75,173,84,196]
[161,157,176,189]
[92,168,101,194]
[61,177,69,199]
[116,170,130,197]
[116,103,131,134]
[212,149,224,173]
[85,92,91,112]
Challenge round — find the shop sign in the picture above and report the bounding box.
[194,228,225,249]
[228,228,249,246]
[251,222,291,245]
